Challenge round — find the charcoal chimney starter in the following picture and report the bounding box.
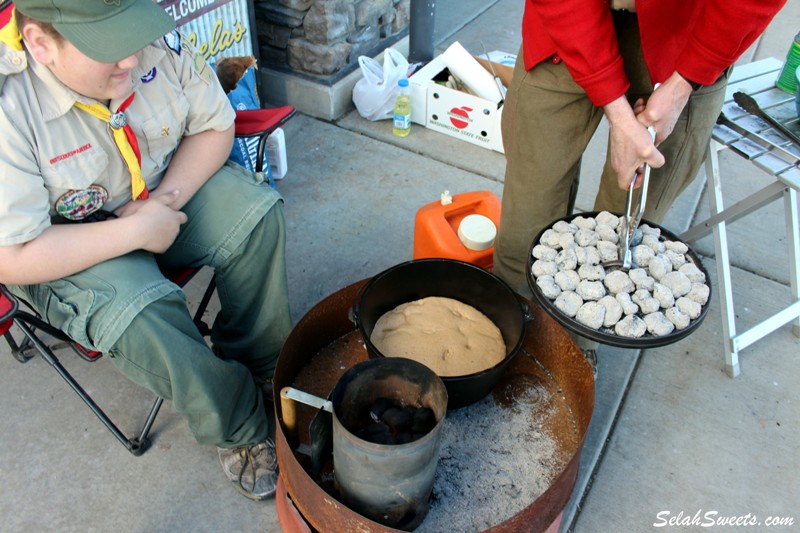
[331,357,448,530]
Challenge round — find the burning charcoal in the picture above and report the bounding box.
[555,270,580,291]
[552,220,578,234]
[642,233,666,254]
[575,246,601,266]
[572,215,596,230]
[532,244,557,261]
[596,223,619,243]
[370,397,393,420]
[394,432,413,445]
[665,250,687,270]
[555,248,578,271]
[381,407,413,432]
[411,407,435,434]
[356,421,394,444]
[536,275,561,299]
[648,254,672,281]
[532,259,558,278]
[596,211,620,228]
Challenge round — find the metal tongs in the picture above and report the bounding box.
[481,42,507,102]
[618,125,657,269]
[733,91,800,147]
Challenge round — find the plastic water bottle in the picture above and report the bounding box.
[393,78,411,138]
[776,31,800,93]
[266,127,288,180]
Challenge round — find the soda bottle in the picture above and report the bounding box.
[776,31,800,93]
[393,78,411,138]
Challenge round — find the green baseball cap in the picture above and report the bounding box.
[15,0,176,63]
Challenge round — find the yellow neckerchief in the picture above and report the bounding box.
[1,10,147,200]
[74,97,148,200]
[0,8,23,51]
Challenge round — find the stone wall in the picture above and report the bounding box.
[253,0,410,80]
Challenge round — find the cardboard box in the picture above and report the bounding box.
[409,49,514,153]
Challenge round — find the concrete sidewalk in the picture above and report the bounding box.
[1,1,798,532]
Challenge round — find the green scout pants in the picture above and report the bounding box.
[11,162,292,448]
[493,13,729,298]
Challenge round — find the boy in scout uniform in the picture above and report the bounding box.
[0,0,291,501]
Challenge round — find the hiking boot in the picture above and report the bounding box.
[218,439,278,500]
[254,375,275,405]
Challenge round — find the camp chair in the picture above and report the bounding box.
[235,106,296,175]
[0,269,211,456]
[0,0,296,456]
[0,104,295,458]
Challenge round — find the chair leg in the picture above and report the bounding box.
[4,329,36,363]
[130,397,164,456]
[192,274,217,337]
[13,318,162,456]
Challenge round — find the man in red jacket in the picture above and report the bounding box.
[493,0,786,305]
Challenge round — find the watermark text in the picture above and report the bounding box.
[654,510,795,528]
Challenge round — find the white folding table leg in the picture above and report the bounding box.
[704,141,740,377]
[786,187,800,338]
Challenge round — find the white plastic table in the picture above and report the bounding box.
[680,58,800,378]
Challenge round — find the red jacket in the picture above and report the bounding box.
[522,0,787,106]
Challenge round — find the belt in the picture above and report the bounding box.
[610,0,636,12]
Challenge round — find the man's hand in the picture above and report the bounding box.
[603,96,664,190]
[118,189,188,253]
[636,72,693,145]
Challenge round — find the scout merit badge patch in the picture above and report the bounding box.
[55,185,110,221]
[141,67,157,84]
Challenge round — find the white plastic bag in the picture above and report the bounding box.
[352,48,409,121]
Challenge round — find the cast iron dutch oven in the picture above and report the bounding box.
[351,258,533,409]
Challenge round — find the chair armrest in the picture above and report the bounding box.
[234,106,296,137]
[1,284,19,332]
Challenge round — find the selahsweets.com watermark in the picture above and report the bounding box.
[654,510,796,528]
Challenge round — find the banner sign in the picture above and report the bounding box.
[156,0,253,66]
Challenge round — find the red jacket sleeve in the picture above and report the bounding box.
[523,0,630,106]
[663,0,788,86]
[522,0,787,106]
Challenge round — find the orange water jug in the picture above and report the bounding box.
[413,190,501,269]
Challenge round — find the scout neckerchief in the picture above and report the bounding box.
[74,95,149,200]
[0,8,22,52]
[0,8,148,200]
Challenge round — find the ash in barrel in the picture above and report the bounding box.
[350,397,437,445]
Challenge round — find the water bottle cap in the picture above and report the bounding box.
[398,78,409,87]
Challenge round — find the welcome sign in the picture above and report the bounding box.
[156,0,254,66]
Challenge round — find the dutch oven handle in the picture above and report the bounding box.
[348,279,370,325]
[518,296,535,325]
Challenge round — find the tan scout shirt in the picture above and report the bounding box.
[0,31,235,246]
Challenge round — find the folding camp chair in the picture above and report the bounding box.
[0,105,296,456]
[0,0,296,456]
[0,269,213,456]
[235,106,296,175]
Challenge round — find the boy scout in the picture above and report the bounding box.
[0,0,291,501]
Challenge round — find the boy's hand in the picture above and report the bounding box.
[118,190,188,253]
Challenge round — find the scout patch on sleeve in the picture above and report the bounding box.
[140,67,157,83]
[55,185,109,221]
[179,37,214,85]
[164,30,181,55]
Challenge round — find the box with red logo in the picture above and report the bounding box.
[409,50,515,153]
